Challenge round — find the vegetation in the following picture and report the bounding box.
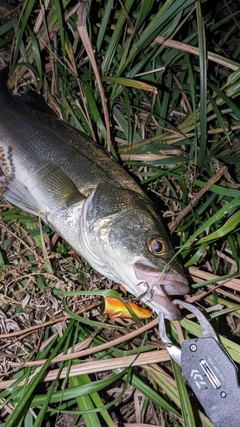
[1,0,240,425]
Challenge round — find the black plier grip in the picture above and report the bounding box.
[159,300,240,427]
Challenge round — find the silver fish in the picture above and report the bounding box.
[0,68,189,319]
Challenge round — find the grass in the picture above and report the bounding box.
[1,0,240,425]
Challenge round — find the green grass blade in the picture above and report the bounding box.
[172,361,196,427]
[196,0,207,170]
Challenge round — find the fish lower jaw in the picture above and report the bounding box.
[132,277,188,320]
[142,292,181,320]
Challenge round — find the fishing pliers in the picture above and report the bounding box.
[159,300,240,427]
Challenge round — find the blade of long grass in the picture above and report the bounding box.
[196,0,207,170]
[96,0,115,52]
[101,0,135,74]
[3,335,60,427]
[29,371,126,406]
[69,374,102,427]
[172,361,196,427]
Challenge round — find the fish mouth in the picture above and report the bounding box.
[133,261,189,320]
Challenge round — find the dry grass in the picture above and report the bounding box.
[1,0,240,426]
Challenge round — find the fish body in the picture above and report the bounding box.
[0,69,189,319]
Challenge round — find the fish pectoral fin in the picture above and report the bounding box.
[3,179,43,215]
[36,160,85,207]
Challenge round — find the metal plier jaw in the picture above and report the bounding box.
[159,299,219,366]
[159,299,240,427]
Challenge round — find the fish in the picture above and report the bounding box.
[0,68,189,320]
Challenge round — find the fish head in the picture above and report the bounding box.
[83,182,189,320]
[106,210,189,320]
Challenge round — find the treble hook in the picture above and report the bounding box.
[135,281,155,303]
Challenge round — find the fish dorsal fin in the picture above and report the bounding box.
[19,90,57,117]
[36,160,85,207]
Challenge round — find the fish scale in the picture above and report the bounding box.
[0,68,189,319]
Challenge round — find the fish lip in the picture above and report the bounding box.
[140,286,183,320]
[133,260,189,319]
[133,260,189,293]
[134,262,162,274]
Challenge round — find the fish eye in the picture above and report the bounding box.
[148,236,168,256]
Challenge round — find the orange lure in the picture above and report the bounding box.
[104,297,152,319]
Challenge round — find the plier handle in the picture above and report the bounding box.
[159,300,240,427]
